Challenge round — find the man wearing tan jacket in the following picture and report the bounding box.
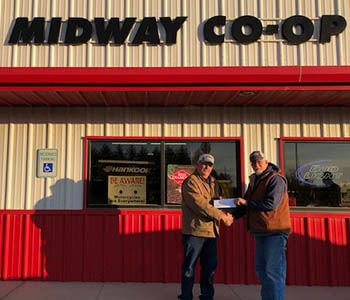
[178,154,233,300]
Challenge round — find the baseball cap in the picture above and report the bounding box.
[197,154,215,165]
[249,150,265,163]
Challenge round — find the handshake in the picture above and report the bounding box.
[221,213,234,226]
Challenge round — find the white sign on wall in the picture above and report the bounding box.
[37,149,58,178]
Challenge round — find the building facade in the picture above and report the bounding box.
[0,0,349,285]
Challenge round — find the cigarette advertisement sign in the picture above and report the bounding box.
[167,164,195,204]
[108,175,146,205]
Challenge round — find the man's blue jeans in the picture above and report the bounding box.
[255,233,289,300]
[178,234,217,300]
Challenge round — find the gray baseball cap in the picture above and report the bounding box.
[197,153,215,164]
[249,150,265,163]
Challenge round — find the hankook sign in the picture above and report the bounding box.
[8,15,346,46]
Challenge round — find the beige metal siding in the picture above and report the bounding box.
[0,106,350,210]
[1,0,349,67]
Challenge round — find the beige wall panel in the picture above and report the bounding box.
[182,0,200,66]
[301,108,322,137]
[10,0,32,67]
[63,122,84,209]
[86,107,105,136]
[147,0,166,67]
[1,106,350,209]
[202,107,222,136]
[45,123,67,209]
[222,107,242,137]
[105,107,125,136]
[144,107,163,136]
[59,108,85,210]
[124,108,145,136]
[242,107,263,181]
[65,0,89,67]
[1,0,14,66]
[261,107,281,165]
[86,0,105,67]
[1,0,350,66]
[49,0,69,66]
[200,0,221,66]
[6,122,28,209]
[26,122,46,210]
[161,0,183,66]
[164,107,184,136]
[341,109,350,137]
[30,0,50,66]
[339,0,350,63]
[281,107,302,137]
[0,110,9,209]
[182,107,202,137]
[50,108,83,210]
[321,107,342,137]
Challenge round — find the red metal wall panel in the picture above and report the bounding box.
[103,215,123,282]
[63,214,85,281]
[0,214,5,280]
[2,214,24,280]
[0,210,349,285]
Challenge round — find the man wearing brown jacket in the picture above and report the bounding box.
[178,154,233,300]
[236,151,291,300]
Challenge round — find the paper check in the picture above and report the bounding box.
[213,198,237,208]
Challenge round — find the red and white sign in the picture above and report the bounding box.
[169,169,191,186]
[167,165,195,204]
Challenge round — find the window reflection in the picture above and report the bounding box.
[89,141,161,206]
[284,141,350,207]
[165,141,239,204]
[87,140,241,208]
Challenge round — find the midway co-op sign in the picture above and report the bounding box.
[8,14,347,46]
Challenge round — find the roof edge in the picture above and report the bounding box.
[0,66,349,90]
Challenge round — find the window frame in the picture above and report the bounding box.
[279,137,350,212]
[83,136,245,210]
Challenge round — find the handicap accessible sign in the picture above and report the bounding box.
[37,149,58,178]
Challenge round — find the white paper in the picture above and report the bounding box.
[213,198,237,208]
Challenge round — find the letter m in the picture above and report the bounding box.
[9,18,45,44]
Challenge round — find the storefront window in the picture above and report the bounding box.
[283,140,350,208]
[87,139,241,208]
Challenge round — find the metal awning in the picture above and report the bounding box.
[0,66,350,106]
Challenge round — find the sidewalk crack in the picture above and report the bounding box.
[96,283,105,300]
[228,285,244,300]
[0,282,25,300]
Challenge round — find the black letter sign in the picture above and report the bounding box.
[132,17,160,45]
[282,15,314,44]
[64,18,92,44]
[319,15,347,43]
[203,15,226,44]
[160,17,187,44]
[9,17,45,44]
[48,18,62,44]
[231,16,262,44]
[94,18,136,44]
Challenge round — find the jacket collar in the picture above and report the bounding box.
[194,170,213,194]
[249,162,280,190]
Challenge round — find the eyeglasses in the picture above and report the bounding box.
[201,162,213,167]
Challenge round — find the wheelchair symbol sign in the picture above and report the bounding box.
[37,149,58,178]
[43,163,53,173]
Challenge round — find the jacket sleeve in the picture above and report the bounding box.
[182,178,225,222]
[248,175,286,211]
[226,186,251,220]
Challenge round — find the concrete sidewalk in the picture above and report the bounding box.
[0,282,349,300]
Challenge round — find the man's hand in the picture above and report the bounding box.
[235,197,247,206]
[221,213,233,226]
